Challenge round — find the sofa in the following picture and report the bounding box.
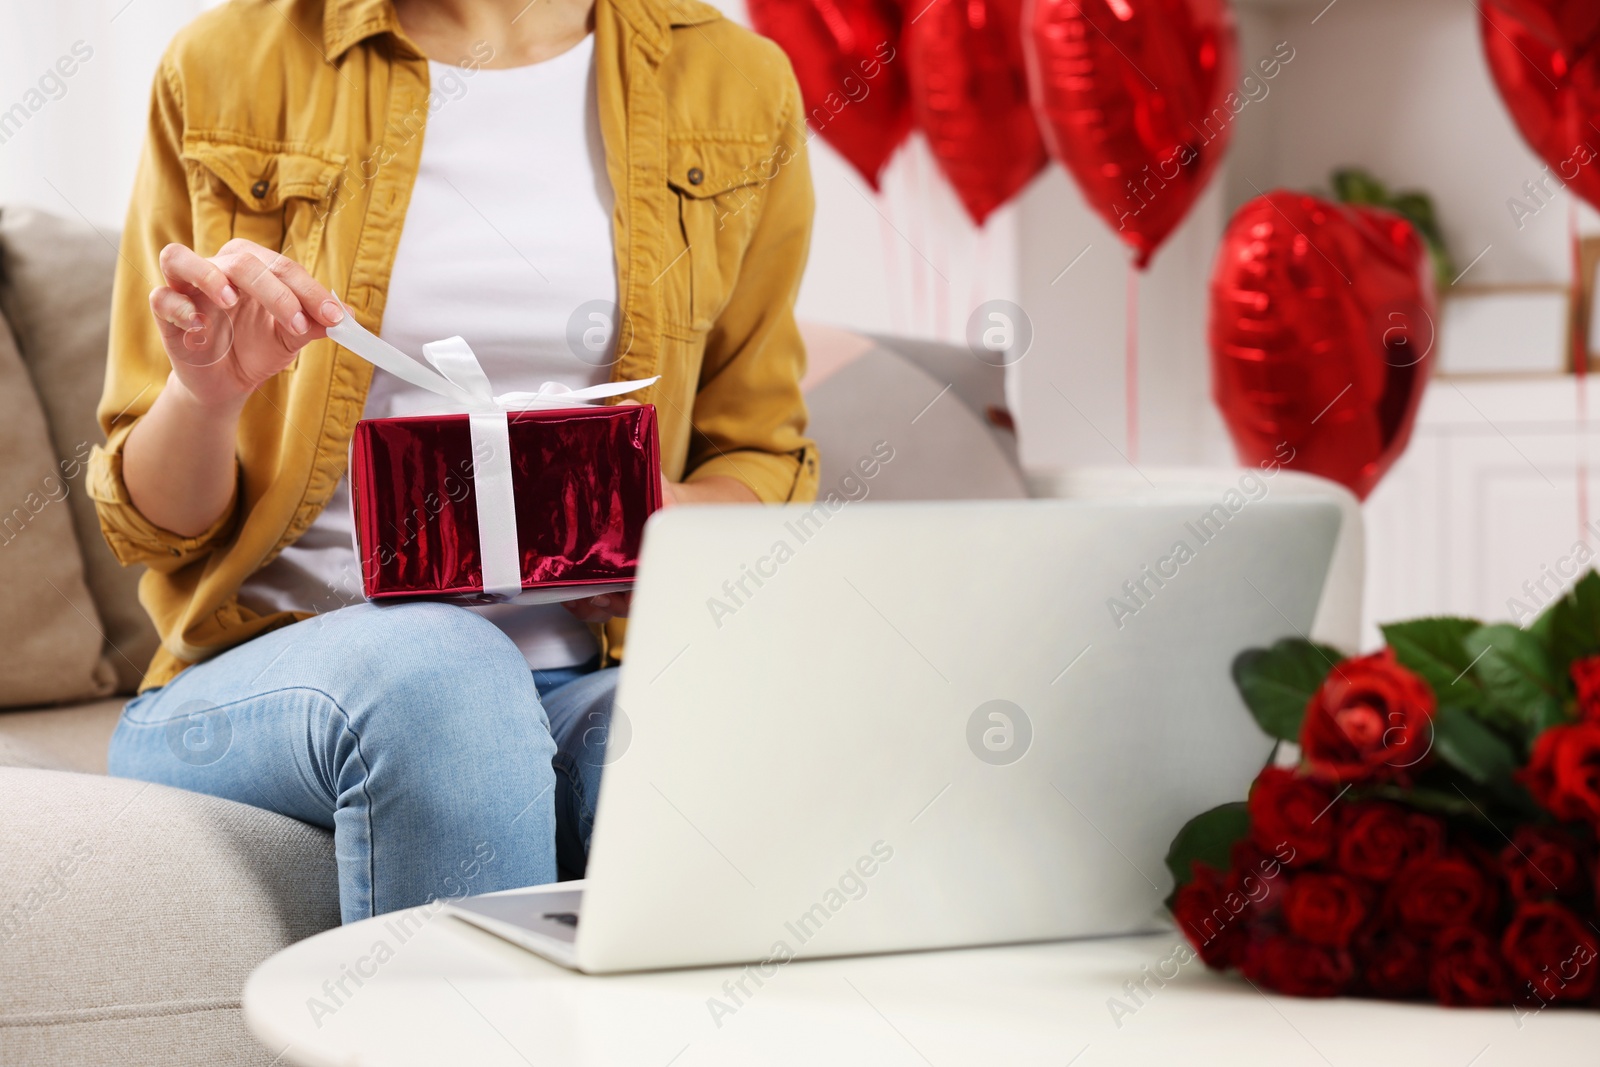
[0,206,1039,1066]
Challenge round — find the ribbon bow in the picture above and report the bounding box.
[325,307,657,412]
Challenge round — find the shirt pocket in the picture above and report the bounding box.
[666,138,782,333]
[181,135,344,273]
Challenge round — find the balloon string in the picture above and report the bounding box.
[970,224,987,331]
[908,145,928,333]
[1574,201,1589,541]
[878,181,904,335]
[1127,261,1140,463]
[934,225,949,341]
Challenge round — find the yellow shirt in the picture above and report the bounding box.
[89,0,819,690]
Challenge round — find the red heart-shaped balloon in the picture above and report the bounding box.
[1209,192,1436,501]
[1487,0,1600,55]
[747,0,912,190]
[1482,2,1600,214]
[1026,0,1238,268]
[904,0,1048,226]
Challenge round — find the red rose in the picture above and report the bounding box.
[1502,901,1600,1003]
[1358,929,1429,999]
[1228,839,1287,918]
[1336,802,1412,881]
[1520,723,1600,828]
[1571,655,1600,721]
[1283,873,1369,949]
[1230,837,1287,885]
[1300,649,1436,782]
[1430,927,1509,1006]
[1390,854,1496,930]
[1499,825,1588,902]
[1240,935,1354,998]
[1248,767,1336,866]
[1400,812,1447,859]
[1173,862,1248,969]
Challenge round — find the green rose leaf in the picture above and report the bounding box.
[1531,570,1600,670]
[1332,167,1389,205]
[1429,703,1519,786]
[1331,168,1454,288]
[1462,623,1566,738]
[1380,617,1486,710]
[1365,782,1481,818]
[1232,639,1345,742]
[1163,801,1250,909]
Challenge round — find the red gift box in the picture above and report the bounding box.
[350,404,661,603]
[324,304,662,605]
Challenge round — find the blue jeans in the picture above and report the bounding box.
[107,602,617,923]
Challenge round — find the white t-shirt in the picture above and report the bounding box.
[238,36,619,669]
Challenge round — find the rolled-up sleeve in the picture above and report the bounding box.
[681,64,819,505]
[88,56,240,570]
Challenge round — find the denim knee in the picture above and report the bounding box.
[314,602,556,768]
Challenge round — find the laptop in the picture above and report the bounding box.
[448,496,1340,973]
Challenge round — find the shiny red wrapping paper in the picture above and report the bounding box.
[350,404,661,602]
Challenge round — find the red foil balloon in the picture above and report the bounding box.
[747,0,911,190]
[1027,0,1238,268]
[1482,2,1600,214]
[1487,0,1600,54]
[904,0,1048,226]
[1209,192,1436,501]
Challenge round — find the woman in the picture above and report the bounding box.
[92,0,817,922]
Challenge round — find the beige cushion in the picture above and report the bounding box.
[0,308,116,707]
[0,697,124,773]
[804,345,1028,502]
[0,208,159,693]
[0,768,339,1066]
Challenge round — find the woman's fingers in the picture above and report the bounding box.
[224,238,345,327]
[149,285,204,331]
[272,316,328,353]
[561,593,632,623]
[158,243,239,309]
[149,284,234,369]
[158,239,342,341]
[209,247,314,337]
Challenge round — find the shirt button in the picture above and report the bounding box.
[251,180,270,199]
[687,167,704,186]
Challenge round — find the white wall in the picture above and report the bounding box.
[796,134,1021,344]
[1012,165,1231,472]
[0,0,220,230]
[1230,0,1597,284]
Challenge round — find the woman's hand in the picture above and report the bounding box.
[123,239,346,537]
[147,238,346,412]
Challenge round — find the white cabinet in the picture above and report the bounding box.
[1361,376,1600,647]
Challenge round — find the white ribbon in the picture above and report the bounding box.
[326,304,658,599]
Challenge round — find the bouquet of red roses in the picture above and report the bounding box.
[1166,572,1600,1009]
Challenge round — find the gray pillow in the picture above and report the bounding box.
[805,345,1027,502]
[0,208,159,693]
[0,306,116,706]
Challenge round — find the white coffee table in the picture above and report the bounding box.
[243,907,1593,1066]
